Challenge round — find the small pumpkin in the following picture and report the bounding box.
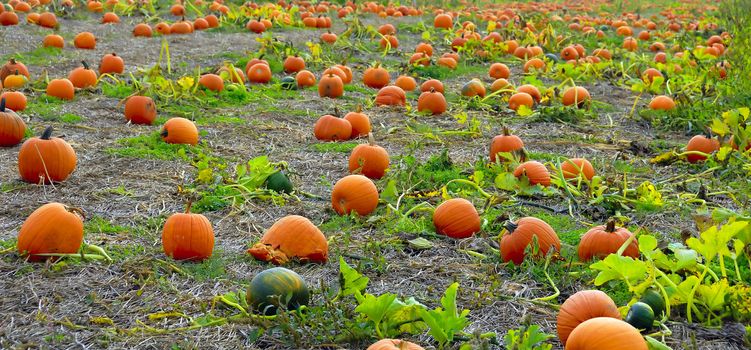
[578,220,639,262]
[3,71,28,89]
[374,85,406,106]
[0,97,26,146]
[349,133,389,179]
[379,34,399,49]
[0,91,25,112]
[155,22,171,35]
[246,267,309,315]
[417,88,447,115]
[436,56,457,69]
[99,52,124,75]
[517,84,541,102]
[343,106,371,138]
[314,114,352,141]
[363,63,390,89]
[74,31,96,49]
[0,59,29,82]
[513,161,550,186]
[500,216,560,264]
[318,73,344,98]
[460,79,486,98]
[43,34,65,48]
[367,339,425,350]
[199,73,224,92]
[101,11,119,23]
[69,61,98,89]
[46,78,75,100]
[162,202,214,261]
[335,64,353,84]
[295,70,316,88]
[321,31,337,44]
[409,52,430,66]
[247,63,272,84]
[639,289,666,318]
[331,175,379,216]
[488,63,510,79]
[648,95,675,110]
[565,317,647,350]
[509,92,534,111]
[283,55,305,73]
[562,86,591,107]
[433,13,452,29]
[557,290,621,345]
[415,42,433,56]
[490,127,524,162]
[247,215,328,265]
[433,198,480,239]
[625,302,655,331]
[685,135,719,163]
[561,158,595,180]
[265,171,293,193]
[161,117,198,145]
[394,75,417,92]
[17,203,84,261]
[133,23,153,37]
[18,126,77,183]
[124,95,157,125]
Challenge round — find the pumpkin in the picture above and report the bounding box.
[283,55,305,73]
[217,66,246,84]
[379,35,399,49]
[124,96,157,125]
[295,70,316,88]
[642,68,663,83]
[133,23,153,37]
[517,84,541,102]
[490,127,524,162]
[318,73,344,98]
[578,220,639,261]
[265,170,293,193]
[436,56,457,69]
[343,106,371,138]
[500,216,560,264]
[204,14,219,28]
[417,88,447,115]
[162,202,214,261]
[193,17,208,30]
[509,92,534,111]
[488,63,510,79]
[367,339,425,350]
[461,79,486,98]
[561,46,579,60]
[639,289,666,318]
[0,97,26,146]
[323,66,348,83]
[686,135,719,163]
[421,79,444,93]
[43,34,65,48]
[562,86,591,107]
[625,302,654,331]
[0,59,29,82]
[374,86,406,106]
[394,75,417,91]
[101,11,119,23]
[321,31,337,44]
[3,71,28,89]
[280,76,296,90]
[513,161,550,186]
[377,23,396,35]
[69,61,98,89]
[648,95,675,110]
[17,203,84,261]
[161,117,198,145]
[170,3,185,16]
[155,22,171,35]
[561,158,595,180]
[314,114,352,141]
[409,52,430,66]
[523,58,545,73]
[415,42,433,56]
[248,215,328,264]
[199,73,224,92]
[0,91,25,112]
[565,317,647,350]
[99,52,124,75]
[363,64,390,89]
[349,133,389,179]
[46,78,75,100]
[247,63,271,84]
[74,32,96,49]
[39,12,59,28]
[246,267,309,315]
[433,198,480,239]
[0,11,19,26]
[335,64,353,84]
[18,126,77,183]
[331,175,379,216]
[434,13,452,29]
[171,20,193,34]
[557,290,621,345]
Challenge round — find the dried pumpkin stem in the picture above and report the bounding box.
[65,206,86,221]
[185,201,193,214]
[41,126,54,140]
[367,132,375,146]
[503,221,518,233]
[605,219,616,233]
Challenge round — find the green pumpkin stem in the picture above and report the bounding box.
[504,221,518,233]
[606,219,616,233]
[41,126,54,140]
[502,125,511,136]
[82,60,90,70]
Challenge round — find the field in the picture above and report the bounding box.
[1,0,751,349]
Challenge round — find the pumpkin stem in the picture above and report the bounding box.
[160,129,168,138]
[41,126,54,140]
[503,221,518,233]
[605,219,616,233]
[9,58,16,65]
[185,201,193,214]
[111,52,117,57]
[367,132,375,146]
[82,60,90,70]
[502,125,511,136]
[65,206,86,221]
[355,104,362,113]
[429,87,436,93]
[0,97,5,112]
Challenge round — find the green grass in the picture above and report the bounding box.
[85,216,131,235]
[529,210,587,246]
[311,141,358,153]
[102,83,135,99]
[2,47,67,66]
[177,250,230,281]
[106,132,198,160]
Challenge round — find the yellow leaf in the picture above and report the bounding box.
[486,21,496,32]
[650,151,676,164]
[710,118,729,136]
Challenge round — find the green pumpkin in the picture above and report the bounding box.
[280,76,297,90]
[266,171,293,194]
[544,53,560,63]
[639,289,666,317]
[247,267,309,315]
[625,302,655,331]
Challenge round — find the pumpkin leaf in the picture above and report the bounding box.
[696,279,730,311]
[420,282,469,347]
[710,118,730,136]
[645,336,673,350]
[494,172,518,191]
[355,292,397,331]
[339,257,369,298]
[382,297,426,336]
[590,254,648,287]
[380,179,398,202]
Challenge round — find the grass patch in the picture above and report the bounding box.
[85,216,131,235]
[106,131,198,160]
[528,210,586,246]
[2,47,66,66]
[311,141,358,153]
[102,83,135,99]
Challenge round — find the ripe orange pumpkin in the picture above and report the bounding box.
[0,97,26,146]
[18,126,77,183]
[101,11,119,23]
[124,95,157,125]
[420,79,444,93]
[436,56,457,69]
[161,117,199,145]
[43,34,65,48]
[415,42,433,56]
[247,63,272,84]
[69,61,98,89]
[17,203,84,261]
[562,86,591,107]
[37,12,57,28]
[557,290,621,345]
[409,52,430,67]
[74,31,97,49]
[686,135,719,163]
[248,215,327,264]
[295,70,316,88]
[162,203,214,262]
[283,55,305,73]
[461,79,486,98]
[490,127,524,162]
[417,88,447,115]
[379,34,399,49]
[509,92,534,111]
[133,23,152,37]
[199,73,224,92]
[314,114,352,141]
[321,31,337,44]
[343,107,371,138]
[374,86,406,106]
[155,22,171,35]
[99,52,124,75]
[363,64,390,89]
[642,68,663,83]
[433,198,480,239]
[517,84,541,102]
[433,13,452,29]
[367,339,425,350]
[349,133,389,179]
[318,73,344,98]
[500,216,561,264]
[578,220,639,262]
[46,79,75,100]
[394,75,417,92]
[0,91,26,112]
[648,95,675,110]
[0,59,29,82]
[331,175,379,216]
[489,80,509,93]
[565,317,647,350]
[513,161,550,186]
[523,58,545,73]
[561,158,595,180]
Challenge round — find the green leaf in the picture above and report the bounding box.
[710,118,730,136]
[381,179,398,202]
[420,282,469,347]
[382,297,426,336]
[494,172,518,191]
[355,293,397,328]
[696,279,730,311]
[645,336,673,350]
[590,254,648,287]
[339,257,369,298]
[639,235,658,254]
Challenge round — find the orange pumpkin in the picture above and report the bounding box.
[523,58,545,73]
[374,86,406,106]
[394,75,417,91]
[74,32,97,49]
[461,79,486,98]
[436,56,457,69]
[0,59,29,82]
[343,107,371,138]
[415,42,433,56]
[46,79,75,100]
[433,13,452,29]
[490,78,511,92]
[379,34,399,49]
[132,23,153,37]
[199,73,224,92]
[99,52,124,75]
[648,95,675,110]
[162,203,214,261]
[18,126,77,183]
[247,63,272,84]
[578,220,639,262]
[417,88,447,115]
[124,95,157,125]
[101,11,119,23]
[500,216,561,264]
[314,114,352,141]
[509,92,534,111]
[0,97,26,146]
[321,31,337,44]
[557,290,621,345]
[686,135,719,163]
[37,12,57,28]
[363,64,390,89]
[0,91,26,112]
[562,86,591,107]
[295,70,316,88]
[17,203,84,261]
[561,158,595,180]
[155,22,171,35]
[331,175,379,216]
[318,73,344,98]
[69,61,98,89]
[248,215,328,264]
[43,34,65,48]
[517,84,541,102]
[490,127,524,162]
[513,161,550,186]
[421,79,444,94]
[565,317,647,350]
[283,55,305,73]
[367,339,425,350]
[433,198,480,239]
[161,117,199,145]
[349,133,389,179]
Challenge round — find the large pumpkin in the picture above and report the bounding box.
[0,97,26,147]
[363,64,390,89]
[500,217,560,264]
[685,135,719,163]
[367,339,425,350]
[318,73,344,98]
[433,198,481,239]
[513,161,550,186]
[490,127,524,162]
[349,133,390,179]
[68,61,98,89]
[162,203,214,261]
[161,117,198,145]
[374,86,406,106]
[557,290,621,345]
[17,203,84,261]
[578,220,639,261]
[331,175,379,216]
[18,127,77,184]
[417,88,447,115]
[314,114,352,141]
[565,317,647,350]
[247,215,328,264]
[124,95,157,125]
[343,107,371,138]
[561,158,595,180]
[246,267,309,315]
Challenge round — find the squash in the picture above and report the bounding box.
[161,117,199,145]
[433,198,480,239]
[280,76,297,90]
[18,127,77,184]
[490,127,524,163]
[625,302,655,331]
[500,217,560,264]
[162,202,214,261]
[513,161,550,186]
[349,133,390,179]
[265,171,293,194]
[367,339,425,350]
[17,203,84,261]
[557,290,621,345]
[246,267,309,315]
[0,97,25,147]
[248,215,327,265]
[565,317,647,350]
[578,220,639,262]
[331,175,379,216]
